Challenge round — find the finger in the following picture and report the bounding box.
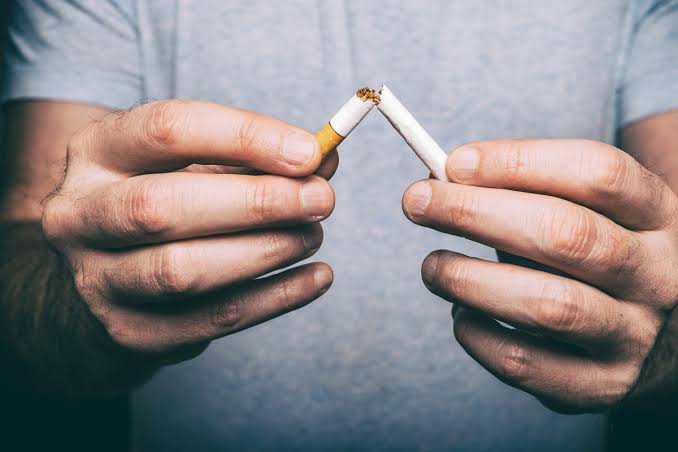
[496,250,567,276]
[72,100,323,176]
[402,180,649,297]
[422,250,655,353]
[316,148,340,180]
[179,164,257,175]
[99,224,324,300]
[103,263,333,353]
[72,173,334,246]
[446,140,677,231]
[453,308,637,412]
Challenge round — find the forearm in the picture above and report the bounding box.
[0,221,155,398]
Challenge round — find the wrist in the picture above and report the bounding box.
[0,221,157,398]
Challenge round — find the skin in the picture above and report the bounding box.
[2,97,678,415]
[402,110,678,413]
[0,100,338,396]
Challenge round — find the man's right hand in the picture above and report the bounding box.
[41,100,335,363]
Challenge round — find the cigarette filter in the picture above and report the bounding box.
[316,87,380,158]
[376,84,449,181]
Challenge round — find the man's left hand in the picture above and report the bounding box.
[402,139,678,413]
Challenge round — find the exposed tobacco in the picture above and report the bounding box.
[356,86,381,104]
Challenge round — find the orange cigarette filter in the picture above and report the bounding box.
[315,87,380,158]
[316,123,344,158]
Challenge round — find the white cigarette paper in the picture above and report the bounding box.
[330,93,376,137]
[316,87,379,158]
[376,84,449,181]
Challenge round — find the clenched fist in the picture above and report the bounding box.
[403,139,678,413]
[42,100,337,363]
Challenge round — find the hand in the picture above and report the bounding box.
[42,100,336,364]
[402,139,678,413]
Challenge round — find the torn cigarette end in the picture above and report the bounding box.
[356,87,381,104]
[316,86,377,157]
[376,84,449,181]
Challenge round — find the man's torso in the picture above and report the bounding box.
[131,1,631,450]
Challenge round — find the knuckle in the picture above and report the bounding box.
[444,188,479,230]
[41,196,71,243]
[260,230,296,262]
[545,206,597,263]
[656,268,678,309]
[534,282,582,332]
[237,114,260,154]
[103,314,140,350]
[626,308,662,357]
[71,263,104,304]
[124,180,173,236]
[595,366,637,407]
[501,141,532,182]
[145,100,188,147]
[106,323,134,349]
[497,342,533,383]
[66,127,93,160]
[211,300,242,330]
[606,231,643,280]
[590,146,629,198]
[152,245,197,295]
[273,275,298,311]
[71,268,162,353]
[596,387,627,409]
[247,181,277,224]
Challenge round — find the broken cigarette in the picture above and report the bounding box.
[315,87,380,158]
[376,84,449,181]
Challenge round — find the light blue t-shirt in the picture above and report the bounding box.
[3,1,678,451]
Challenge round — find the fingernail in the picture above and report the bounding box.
[282,132,318,166]
[404,182,432,220]
[422,251,441,288]
[301,178,332,219]
[302,227,323,253]
[314,266,334,295]
[449,147,479,181]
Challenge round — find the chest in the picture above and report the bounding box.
[140,0,628,142]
